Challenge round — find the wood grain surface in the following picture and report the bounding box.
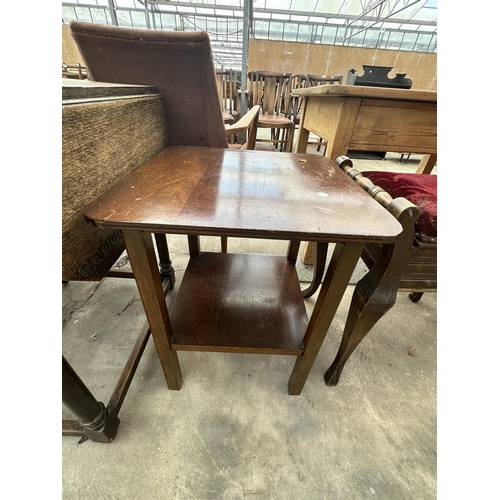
[83,146,401,244]
[293,84,436,102]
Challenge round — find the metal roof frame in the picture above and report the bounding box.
[62,0,437,71]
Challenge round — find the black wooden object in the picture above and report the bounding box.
[346,65,412,89]
[62,356,120,443]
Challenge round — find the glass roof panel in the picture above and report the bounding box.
[179,6,196,14]
[91,8,108,24]
[74,6,92,22]
[401,31,418,50]
[271,13,290,21]
[364,29,381,48]
[335,0,368,17]
[414,32,433,51]
[418,25,437,32]
[290,14,310,22]
[62,0,437,71]
[195,7,216,15]
[289,0,319,11]
[399,23,419,31]
[382,22,404,30]
[379,2,423,21]
[158,13,177,29]
[413,8,437,23]
[263,0,292,10]
[253,12,271,19]
[327,18,347,26]
[269,21,284,40]
[115,0,137,8]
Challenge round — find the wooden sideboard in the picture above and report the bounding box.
[294,84,437,174]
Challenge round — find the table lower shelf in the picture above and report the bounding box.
[169,252,308,355]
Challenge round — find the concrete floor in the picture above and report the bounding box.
[62,141,437,499]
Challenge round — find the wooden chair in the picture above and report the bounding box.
[247,70,295,152]
[62,62,88,80]
[70,21,259,254]
[306,73,343,86]
[302,157,437,386]
[289,73,308,129]
[225,105,261,151]
[305,74,343,154]
[216,69,240,125]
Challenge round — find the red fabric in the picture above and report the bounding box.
[362,171,437,243]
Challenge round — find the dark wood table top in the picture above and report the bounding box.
[83,146,401,244]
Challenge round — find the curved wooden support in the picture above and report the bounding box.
[287,240,301,263]
[324,157,421,386]
[301,242,329,298]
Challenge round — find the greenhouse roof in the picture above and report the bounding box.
[62,0,437,71]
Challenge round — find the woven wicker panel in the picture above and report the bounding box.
[62,93,167,281]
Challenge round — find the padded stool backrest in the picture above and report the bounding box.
[362,171,437,244]
[69,21,228,148]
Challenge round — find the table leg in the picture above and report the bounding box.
[295,122,310,154]
[285,124,295,153]
[300,97,361,264]
[323,97,361,162]
[415,154,437,174]
[286,239,301,263]
[122,230,182,390]
[187,234,201,257]
[288,242,364,395]
[154,233,175,288]
[62,356,120,442]
[301,241,316,265]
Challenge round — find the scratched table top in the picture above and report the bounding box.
[83,146,401,244]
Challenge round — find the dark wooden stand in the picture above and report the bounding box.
[83,147,401,396]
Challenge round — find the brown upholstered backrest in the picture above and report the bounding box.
[69,21,228,148]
